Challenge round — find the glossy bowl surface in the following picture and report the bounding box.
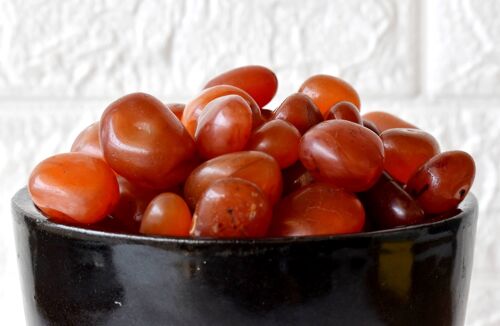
[12,187,478,326]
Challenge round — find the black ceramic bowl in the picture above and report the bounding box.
[12,187,478,326]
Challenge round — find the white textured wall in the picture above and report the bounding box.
[1,1,499,325]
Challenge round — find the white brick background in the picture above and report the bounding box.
[0,0,499,325]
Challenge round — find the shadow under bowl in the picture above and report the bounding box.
[12,187,478,326]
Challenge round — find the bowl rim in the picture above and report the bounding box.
[12,187,478,246]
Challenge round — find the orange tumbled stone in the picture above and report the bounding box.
[299,120,384,192]
[195,95,253,160]
[184,151,282,209]
[140,193,192,237]
[362,111,417,132]
[203,65,278,108]
[270,183,365,237]
[299,74,360,117]
[247,120,301,168]
[182,85,262,136]
[28,152,119,225]
[191,178,272,238]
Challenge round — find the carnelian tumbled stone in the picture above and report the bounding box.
[360,173,425,229]
[270,183,365,237]
[70,122,103,159]
[28,152,119,224]
[247,120,301,168]
[203,65,278,108]
[298,74,361,116]
[191,178,272,238]
[140,193,192,236]
[184,151,282,209]
[273,93,323,135]
[100,92,197,190]
[381,128,440,184]
[299,120,384,192]
[406,151,475,214]
[325,101,362,124]
[195,95,253,160]
[182,85,262,136]
[362,111,417,132]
